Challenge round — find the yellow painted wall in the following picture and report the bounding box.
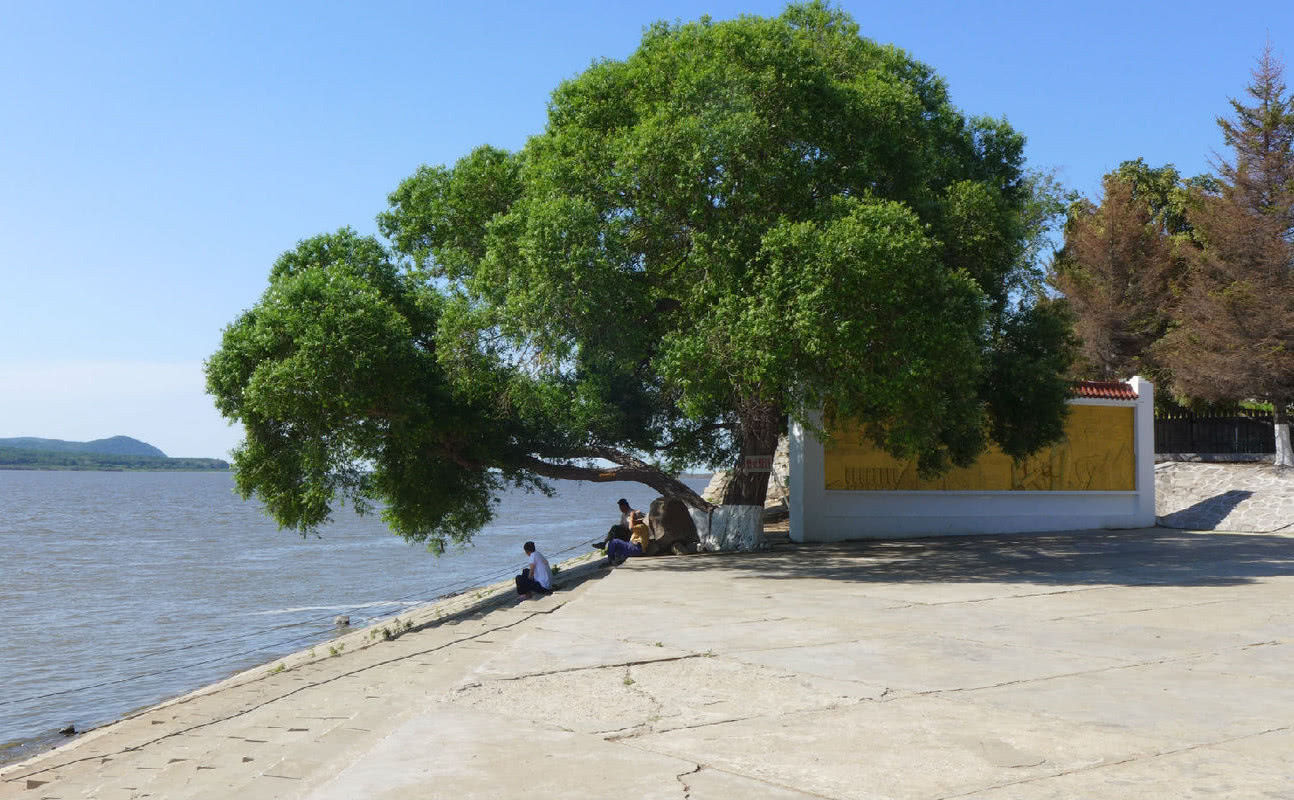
[824,404,1136,492]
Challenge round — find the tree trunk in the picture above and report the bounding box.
[1274,402,1293,467]
[721,399,782,506]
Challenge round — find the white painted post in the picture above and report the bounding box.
[789,417,806,544]
[1129,375,1156,527]
[686,507,710,549]
[1275,424,1293,467]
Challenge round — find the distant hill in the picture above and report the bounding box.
[0,436,167,458]
[0,436,229,471]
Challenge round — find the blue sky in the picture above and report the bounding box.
[1,1,1289,458]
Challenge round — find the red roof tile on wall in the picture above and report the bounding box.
[1072,380,1138,400]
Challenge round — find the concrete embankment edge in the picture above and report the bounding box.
[0,548,609,777]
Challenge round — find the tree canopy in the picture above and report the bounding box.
[1050,164,1190,382]
[207,2,1076,550]
[1053,45,1293,464]
[1159,45,1294,463]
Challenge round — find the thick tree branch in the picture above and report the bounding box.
[533,445,653,469]
[518,455,713,511]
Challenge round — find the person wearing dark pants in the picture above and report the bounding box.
[593,523,631,551]
[516,541,553,598]
[606,537,642,566]
[607,507,651,565]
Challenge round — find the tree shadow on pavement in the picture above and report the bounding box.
[1157,489,1254,530]
[638,528,1294,588]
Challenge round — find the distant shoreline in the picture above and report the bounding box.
[0,446,229,472]
[0,436,229,472]
[0,465,231,472]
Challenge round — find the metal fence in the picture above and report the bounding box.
[1154,412,1276,454]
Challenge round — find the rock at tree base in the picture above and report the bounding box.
[646,497,700,555]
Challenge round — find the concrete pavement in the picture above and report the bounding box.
[4,528,1292,799]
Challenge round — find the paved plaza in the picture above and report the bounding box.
[3,527,1292,799]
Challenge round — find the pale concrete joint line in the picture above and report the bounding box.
[472,651,718,684]
[934,724,1294,800]
[902,642,1286,703]
[606,713,763,741]
[924,585,1123,607]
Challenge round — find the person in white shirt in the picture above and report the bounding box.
[516,541,553,598]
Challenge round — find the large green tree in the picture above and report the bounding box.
[208,3,1075,550]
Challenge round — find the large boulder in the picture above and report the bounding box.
[646,497,700,555]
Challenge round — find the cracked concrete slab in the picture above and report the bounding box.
[957,728,1294,799]
[449,652,878,736]
[462,626,700,682]
[632,694,1168,800]
[624,615,876,652]
[1182,639,1294,682]
[304,703,697,800]
[958,646,1294,747]
[675,765,829,798]
[925,608,1280,664]
[726,629,1126,695]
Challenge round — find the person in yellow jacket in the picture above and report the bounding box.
[608,499,651,565]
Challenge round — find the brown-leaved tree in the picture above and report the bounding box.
[1051,171,1180,380]
[1160,45,1294,465]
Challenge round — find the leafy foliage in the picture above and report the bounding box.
[1051,170,1184,380]
[209,3,1075,546]
[1052,45,1293,462]
[1159,46,1294,459]
[206,229,546,551]
[381,3,1074,481]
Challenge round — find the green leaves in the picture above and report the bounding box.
[380,146,522,278]
[206,230,537,550]
[210,2,1077,541]
[749,198,990,472]
[982,303,1077,460]
[387,2,1072,497]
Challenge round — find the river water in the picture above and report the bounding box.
[0,470,708,762]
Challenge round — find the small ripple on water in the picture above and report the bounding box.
[251,601,420,615]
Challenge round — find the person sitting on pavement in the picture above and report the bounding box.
[607,512,651,566]
[516,541,553,598]
[593,498,642,551]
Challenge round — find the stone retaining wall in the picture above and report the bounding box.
[1156,462,1294,532]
